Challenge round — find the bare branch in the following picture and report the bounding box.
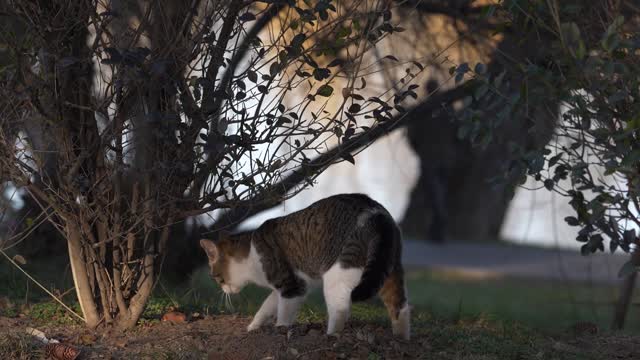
[207,84,471,229]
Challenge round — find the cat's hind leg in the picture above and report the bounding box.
[247,290,278,331]
[322,263,363,336]
[379,265,410,340]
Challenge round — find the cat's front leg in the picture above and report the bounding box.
[275,292,305,327]
[247,290,278,331]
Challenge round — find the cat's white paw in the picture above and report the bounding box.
[392,304,411,341]
[246,322,261,332]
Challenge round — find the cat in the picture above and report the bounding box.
[199,193,410,340]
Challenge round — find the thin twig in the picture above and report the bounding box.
[0,248,85,323]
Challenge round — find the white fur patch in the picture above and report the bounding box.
[226,243,270,293]
[322,262,363,335]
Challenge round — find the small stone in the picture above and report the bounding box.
[190,312,203,321]
[288,347,299,356]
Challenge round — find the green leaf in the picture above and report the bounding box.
[580,244,591,256]
[270,62,280,77]
[239,12,256,22]
[327,59,344,67]
[313,68,331,81]
[544,179,554,190]
[347,103,361,113]
[291,33,306,48]
[247,70,258,83]
[336,26,352,39]
[317,84,334,97]
[564,216,579,226]
[548,153,563,167]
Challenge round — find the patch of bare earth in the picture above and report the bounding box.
[0,316,423,359]
[2,315,640,359]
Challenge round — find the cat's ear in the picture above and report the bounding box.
[199,239,219,262]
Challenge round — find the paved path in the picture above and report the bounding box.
[402,239,630,284]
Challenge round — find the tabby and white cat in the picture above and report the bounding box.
[199,193,410,340]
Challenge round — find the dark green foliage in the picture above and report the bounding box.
[455,2,640,273]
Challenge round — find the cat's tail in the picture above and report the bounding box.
[351,212,399,302]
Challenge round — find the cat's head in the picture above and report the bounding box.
[199,232,250,294]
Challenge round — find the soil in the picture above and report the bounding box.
[0,315,425,360]
[1,315,639,360]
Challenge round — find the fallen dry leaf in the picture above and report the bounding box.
[162,311,187,323]
[569,321,598,336]
[12,254,27,265]
[79,333,97,345]
[114,337,128,348]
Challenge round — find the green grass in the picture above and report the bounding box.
[404,270,640,333]
[1,255,638,334]
[1,257,636,359]
[173,265,639,333]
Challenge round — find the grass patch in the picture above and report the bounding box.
[2,255,638,335]
[0,258,635,359]
[170,266,638,334]
[405,270,639,333]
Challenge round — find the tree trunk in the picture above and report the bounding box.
[66,224,100,328]
[402,26,557,242]
[612,250,640,330]
[65,209,175,329]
